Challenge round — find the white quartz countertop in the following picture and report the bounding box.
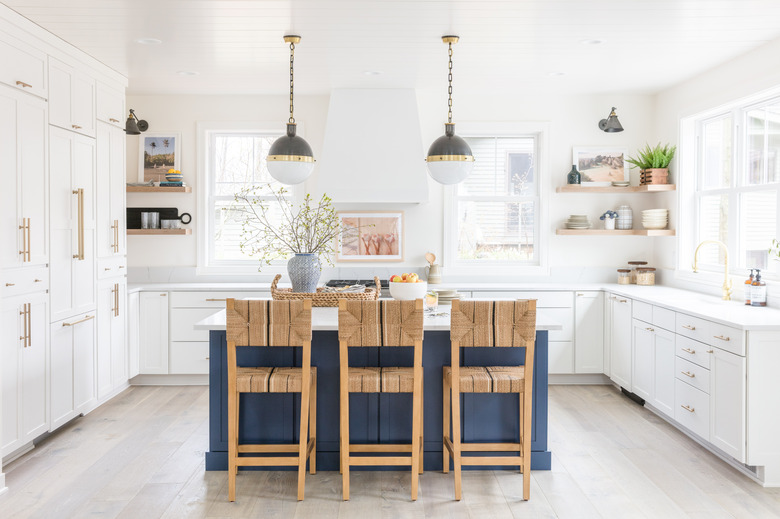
[602,283,780,330]
[194,307,563,333]
[127,281,603,292]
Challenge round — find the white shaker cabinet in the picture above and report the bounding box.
[1,291,48,458]
[650,327,676,418]
[96,82,125,129]
[139,292,169,375]
[96,277,127,399]
[127,290,140,379]
[574,291,604,373]
[608,295,632,391]
[48,57,95,138]
[631,320,654,402]
[49,127,96,322]
[0,85,48,268]
[0,33,47,99]
[710,346,746,461]
[50,312,96,430]
[95,121,126,259]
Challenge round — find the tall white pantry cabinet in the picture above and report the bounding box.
[0,5,128,481]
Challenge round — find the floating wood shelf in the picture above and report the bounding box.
[126,185,192,193]
[556,229,675,236]
[556,184,676,193]
[127,229,192,235]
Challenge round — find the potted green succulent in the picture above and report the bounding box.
[234,185,343,293]
[627,143,677,185]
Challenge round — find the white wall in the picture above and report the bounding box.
[127,90,659,282]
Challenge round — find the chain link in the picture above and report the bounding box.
[289,41,295,124]
[447,42,453,124]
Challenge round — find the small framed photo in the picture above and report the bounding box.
[572,147,628,185]
[138,133,181,183]
[337,211,404,262]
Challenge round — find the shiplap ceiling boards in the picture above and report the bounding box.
[5,0,780,95]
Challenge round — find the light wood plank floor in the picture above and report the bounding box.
[2,384,780,518]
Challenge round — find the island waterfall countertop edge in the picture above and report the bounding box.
[194,307,564,332]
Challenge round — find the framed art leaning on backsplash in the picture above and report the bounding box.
[337,211,404,262]
[138,132,181,183]
[572,146,628,186]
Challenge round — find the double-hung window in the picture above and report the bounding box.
[200,126,293,271]
[691,97,780,276]
[445,124,547,274]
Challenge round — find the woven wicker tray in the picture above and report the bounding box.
[270,274,381,307]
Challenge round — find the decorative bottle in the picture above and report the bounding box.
[744,269,754,305]
[567,166,581,185]
[751,269,767,307]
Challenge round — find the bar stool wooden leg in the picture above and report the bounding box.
[410,341,423,501]
[234,394,240,476]
[339,342,350,501]
[309,371,317,475]
[522,391,532,500]
[297,371,312,499]
[419,374,424,475]
[451,371,462,501]
[228,387,237,501]
[442,368,450,474]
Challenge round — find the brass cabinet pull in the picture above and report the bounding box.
[71,124,82,129]
[680,404,695,413]
[110,219,119,253]
[681,371,695,378]
[15,80,32,88]
[62,314,95,327]
[109,118,120,123]
[645,327,654,332]
[18,218,30,261]
[206,298,226,302]
[115,283,120,317]
[19,303,31,347]
[104,267,112,271]
[682,324,696,330]
[119,265,125,269]
[26,303,31,348]
[205,357,210,360]
[714,335,731,342]
[160,293,167,296]
[707,349,714,354]
[576,293,584,296]
[34,279,42,282]
[618,299,627,303]
[6,283,15,287]
[72,189,85,260]
[682,348,695,354]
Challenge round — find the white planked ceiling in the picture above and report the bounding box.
[6,0,780,96]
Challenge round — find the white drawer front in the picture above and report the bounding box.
[170,307,221,341]
[1,266,49,297]
[97,256,127,280]
[652,306,676,332]
[675,356,710,395]
[632,300,653,323]
[675,313,711,343]
[170,342,209,374]
[548,341,573,374]
[675,335,711,369]
[169,291,268,308]
[708,322,744,356]
[471,291,573,308]
[0,37,47,98]
[675,378,710,440]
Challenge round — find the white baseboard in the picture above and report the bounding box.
[0,472,6,496]
[130,374,209,386]
[2,442,34,466]
[548,374,612,385]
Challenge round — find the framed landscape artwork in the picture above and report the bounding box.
[337,211,404,262]
[572,147,628,185]
[138,133,181,183]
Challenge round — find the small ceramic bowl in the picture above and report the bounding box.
[389,281,428,301]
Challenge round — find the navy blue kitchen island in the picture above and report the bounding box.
[198,308,554,471]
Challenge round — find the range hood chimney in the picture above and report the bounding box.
[317,89,429,203]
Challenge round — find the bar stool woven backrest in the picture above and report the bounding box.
[227,299,312,347]
[450,299,536,349]
[338,299,424,347]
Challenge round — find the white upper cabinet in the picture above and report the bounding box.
[96,121,126,259]
[0,86,48,269]
[48,57,95,138]
[0,33,47,99]
[96,82,125,128]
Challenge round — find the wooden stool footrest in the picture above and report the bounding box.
[350,443,414,453]
[235,456,301,467]
[238,444,299,453]
[349,456,414,466]
[460,442,521,452]
[460,456,524,466]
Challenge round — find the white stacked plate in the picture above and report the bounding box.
[565,215,591,229]
[611,181,630,187]
[642,209,669,230]
[434,289,461,305]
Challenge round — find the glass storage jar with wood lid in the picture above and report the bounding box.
[617,268,632,285]
[628,261,648,283]
[636,267,656,286]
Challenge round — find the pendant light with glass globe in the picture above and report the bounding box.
[425,35,474,185]
[267,35,316,185]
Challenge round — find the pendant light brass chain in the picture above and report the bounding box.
[447,41,453,124]
[289,41,295,124]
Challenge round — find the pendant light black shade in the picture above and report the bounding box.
[598,107,624,133]
[125,109,148,135]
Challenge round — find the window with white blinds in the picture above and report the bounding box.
[694,98,780,276]
[449,135,540,266]
[205,131,289,266]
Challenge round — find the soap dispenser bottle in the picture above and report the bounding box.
[751,269,767,307]
[745,269,755,305]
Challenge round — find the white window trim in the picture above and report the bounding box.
[443,121,550,276]
[676,86,780,290]
[196,121,304,276]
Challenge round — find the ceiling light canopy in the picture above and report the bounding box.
[425,35,474,185]
[267,35,315,185]
[599,106,624,133]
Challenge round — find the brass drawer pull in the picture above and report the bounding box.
[206,298,227,302]
[682,324,696,330]
[72,189,85,260]
[63,315,95,327]
[71,124,82,129]
[645,327,654,332]
[15,80,32,88]
[105,267,112,271]
[682,348,695,354]
[34,279,43,282]
[681,371,695,378]
[680,404,695,413]
[714,335,730,342]
[6,283,15,287]
[109,118,120,123]
[707,349,714,354]
[160,293,167,296]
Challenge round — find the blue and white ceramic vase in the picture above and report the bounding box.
[287,253,321,293]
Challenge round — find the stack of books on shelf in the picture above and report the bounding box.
[159,182,185,187]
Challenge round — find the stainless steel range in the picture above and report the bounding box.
[325,279,389,290]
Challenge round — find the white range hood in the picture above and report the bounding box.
[317,89,429,203]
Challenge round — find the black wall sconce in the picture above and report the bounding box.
[125,109,149,135]
[598,106,623,133]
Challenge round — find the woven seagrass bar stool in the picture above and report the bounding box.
[338,299,425,501]
[442,299,537,501]
[225,298,317,502]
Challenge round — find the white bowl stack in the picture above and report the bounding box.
[565,215,591,229]
[642,209,669,229]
